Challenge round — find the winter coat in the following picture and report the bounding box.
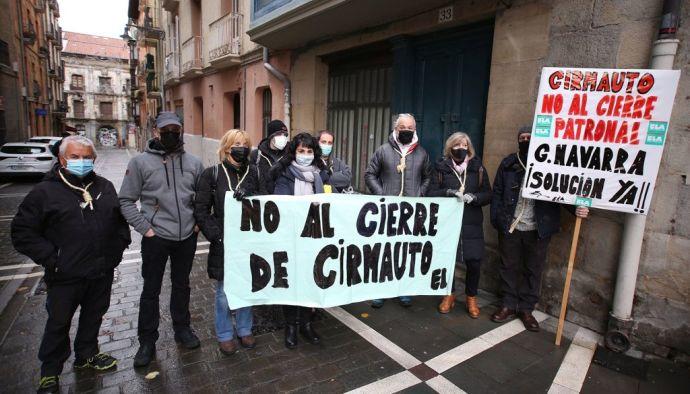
[11,166,131,284]
[364,133,431,197]
[194,162,261,281]
[119,138,204,241]
[490,153,574,239]
[273,166,330,196]
[249,136,287,194]
[428,157,492,262]
[321,156,352,192]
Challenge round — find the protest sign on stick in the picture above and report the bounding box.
[523,67,680,344]
[223,194,463,310]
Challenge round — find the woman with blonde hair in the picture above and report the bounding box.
[194,129,262,355]
[428,132,492,316]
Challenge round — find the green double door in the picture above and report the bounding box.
[393,22,493,162]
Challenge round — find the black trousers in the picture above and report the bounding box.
[450,258,481,297]
[138,234,197,344]
[498,230,551,312]
[39,273,113,376]
[283,306,314,325]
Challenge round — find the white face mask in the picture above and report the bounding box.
[273,135,288,150]
[295,154,314,166]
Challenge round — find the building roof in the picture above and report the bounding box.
[62,31,129,60]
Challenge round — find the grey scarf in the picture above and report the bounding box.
[288,161,324,195]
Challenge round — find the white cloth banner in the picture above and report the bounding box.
[522,67,680,214]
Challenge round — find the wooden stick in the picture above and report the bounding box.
[555,216,582,346]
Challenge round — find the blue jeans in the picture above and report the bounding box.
[215,281,253,342]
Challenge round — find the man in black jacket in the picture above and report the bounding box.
[11,136,131,393]
[249,119,289,194]
[490,126,588,332]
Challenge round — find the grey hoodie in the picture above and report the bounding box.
[119,139,204,241]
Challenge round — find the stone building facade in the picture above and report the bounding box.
[247,0,690,360]
[0,0,65,143]
[62,32,131,146]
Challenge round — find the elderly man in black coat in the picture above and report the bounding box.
[12,136,130,393]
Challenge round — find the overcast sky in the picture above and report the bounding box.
[58,0,130,38]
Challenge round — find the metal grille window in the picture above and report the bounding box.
[262,88,272,137]
[327,66,392,191]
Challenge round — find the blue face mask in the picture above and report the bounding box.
[319,143,332,156]
[295,154,314,167]
[65,159,94,177]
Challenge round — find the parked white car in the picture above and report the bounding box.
[0,142,56,177]
[28,136,62,147]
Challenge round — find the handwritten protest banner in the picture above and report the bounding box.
[223,194,463,309]
[522,67,680,214]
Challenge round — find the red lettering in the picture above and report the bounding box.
[583,72,598,91]
[594,119,606,141]
[596,73,611,92]
[604,120,617,143]
[632,96,645,118]
[625,72,640,93]
[541,94,563,114]
[554,117,565,138]
[563,118,575,140]
[630,122,640,145]
[549,71,564,90]
[583,118,596,141]
[643,96,657,119]
[596,95,610,116]
[611,72,624,92]
[615,121,629,144]
[637,73,655,94]
[574,118,586,139]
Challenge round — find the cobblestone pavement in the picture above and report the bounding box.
[0,148,688,393]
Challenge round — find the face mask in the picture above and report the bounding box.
[451,148,468,162]
[65,159,94,177]
[295,153,314,166]
[397,129,414,145]
[319,143,332,156]
[518,140,530,158]
[229,147,250,164]
[160,131,182,152]
[273,135,288,150]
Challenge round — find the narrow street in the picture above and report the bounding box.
[0,148,687,393]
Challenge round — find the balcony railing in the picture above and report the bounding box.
[208,13,243,66]
[181,36,202,74]
[164,52,179,83]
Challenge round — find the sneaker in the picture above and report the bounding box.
[74,352,118,371]
[174,328,201,349]
[36,376,59,393]
[399,296,412,307]
[133,343,156,368]
[371,299,385,309]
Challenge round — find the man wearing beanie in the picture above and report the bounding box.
[118,112,205,367]
[490,125,589,332]
[249,119,289,193]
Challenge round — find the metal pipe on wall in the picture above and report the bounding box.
[606,0,681,353]
[262,47,291,130]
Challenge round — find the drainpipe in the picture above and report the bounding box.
[605,0,681,353]
[16,0,30,140]
[262,47,291,130]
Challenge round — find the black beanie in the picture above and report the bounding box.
[267,120,288,137]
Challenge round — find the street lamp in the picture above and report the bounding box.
[121,22,140,149]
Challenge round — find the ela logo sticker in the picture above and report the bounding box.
[535,115,552,137]
[575,196,592,207]
[645,121,668,146]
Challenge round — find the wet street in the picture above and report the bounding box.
[0,147,687,393]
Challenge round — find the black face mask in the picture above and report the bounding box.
[398,129,414,145]
[518,140,530,159]
[230,146,250,165]
[451,148,468,162]
[159,132,182,152]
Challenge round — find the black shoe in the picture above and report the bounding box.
[133,343,156,368]
[37,376,59,393]
[299,322,321,345]
[371,299,385,309]
[174,329,201,349]
[74,352,118,371]
[285,324,298,349]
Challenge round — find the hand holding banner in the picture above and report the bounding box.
[223,194,463,310]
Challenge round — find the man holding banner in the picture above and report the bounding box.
[490,126,589,332]
[364,113,432,308]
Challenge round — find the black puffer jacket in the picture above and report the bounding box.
[249,136,287,194]
[364,133,431,197]
[11,166,131,284]
[194,162,261,281]
[428,157,492,262]
[491,153,574,239]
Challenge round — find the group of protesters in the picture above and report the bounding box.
[11,111,588,393]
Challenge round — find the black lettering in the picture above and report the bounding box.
[428,203,439,236]
[397,202,414,235]
[407,242,422,278]
[363,243,381,283]
[386,203,399,236]
[379,243,394,282]
[313,245,338,289]
[241,199,262,232]
[413,203,428,236]
[420,241,433,275]
[356,203,378,237]
[300,203,322,238]
[272,252,289,288]
[346,245,362,286]
[250,253,271,292]
[263,201,280,233]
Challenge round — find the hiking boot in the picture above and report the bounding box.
[74,352,118,371]
[174,329,201,349]
[133,343,156,368]
[219,339,239,355]
[240,335,256,349]
[466,296,480,319]
[438,295,455,314]
[36,376,59,393]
